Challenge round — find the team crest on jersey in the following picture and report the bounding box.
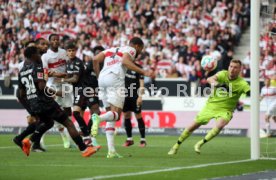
[37,72,44,79]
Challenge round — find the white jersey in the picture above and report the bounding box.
[99,46,136,79]
[41,48,68,86]
[261,86,276,104]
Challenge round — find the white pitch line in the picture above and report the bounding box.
[0,163,165,169]
[78,159,254,180]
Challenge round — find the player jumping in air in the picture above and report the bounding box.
[91,37,154,158]
[168,59,250,155]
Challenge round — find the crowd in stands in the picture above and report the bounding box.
[242,9,276,80]
[0,0,251,83]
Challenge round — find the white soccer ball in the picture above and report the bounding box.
[201,55,217,72]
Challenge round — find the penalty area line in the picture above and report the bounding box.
[78,159,254,180]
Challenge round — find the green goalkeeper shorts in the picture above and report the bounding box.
[195,106,233,125]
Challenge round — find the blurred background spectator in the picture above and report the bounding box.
[0,0,252,81]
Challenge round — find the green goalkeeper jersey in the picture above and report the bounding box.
[206,70,250,112]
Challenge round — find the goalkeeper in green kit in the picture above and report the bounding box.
[168,59,250,155]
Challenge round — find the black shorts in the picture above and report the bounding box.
[18,97,35,116]
[37,101,68,124]
[73,90,87,108]
[123,97,141,114]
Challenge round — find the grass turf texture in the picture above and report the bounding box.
[0,134,275,180]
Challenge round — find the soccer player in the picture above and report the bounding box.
[83,46,105,147]
[91,37,154,158]
[122,59,146,147]
[54,42,94,147]
[168,59,250,155]
[14,38,49,152]
[17,46,96,157]
[41,34,73,148]
[260,78,276,137]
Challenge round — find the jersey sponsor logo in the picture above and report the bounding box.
[48,59,66,68]
[125,73,136,79]
[107,59,120,66]
[67,70,79,74]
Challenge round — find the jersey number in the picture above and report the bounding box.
[21,75,36,95]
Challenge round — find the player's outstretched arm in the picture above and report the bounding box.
[55,74,79,84]
[48,71,67,78]
[207,74,219,86]
[122,53,145,75]
[38,80,62,97]
[93,52,105,78]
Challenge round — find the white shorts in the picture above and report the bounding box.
[98,72,125,109]
[50,83,73,108]
[266,101,276,116]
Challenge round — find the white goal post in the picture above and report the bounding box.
[250,0,260,160]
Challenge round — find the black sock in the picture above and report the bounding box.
[17,123,36,141]
[137,118,145,139]
[30,121,53,143]
[62,119,87,151]
[87,120,92,135]
[73,111,89,136]
[72,136,86,151]
[124,118,132,138]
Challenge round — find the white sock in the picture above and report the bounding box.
[106,121,116,153]
[100,111,118,122]
[127,137,133,141]
[265,122,271,135]
[140,138,146,141]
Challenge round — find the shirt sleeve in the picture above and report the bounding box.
[41,54,48,69]
[124,46,136,60]
[216,70,226,84]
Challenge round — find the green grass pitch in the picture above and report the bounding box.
[0,134,275,180]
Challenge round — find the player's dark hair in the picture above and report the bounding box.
[48,33,59,41]
[129,37,144,46]
[92,46,105,54]
[65,41,77,50]
[230,59,242,66]
[35,38,46,44]
[24,46,38,59]
[24,41,35,48]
